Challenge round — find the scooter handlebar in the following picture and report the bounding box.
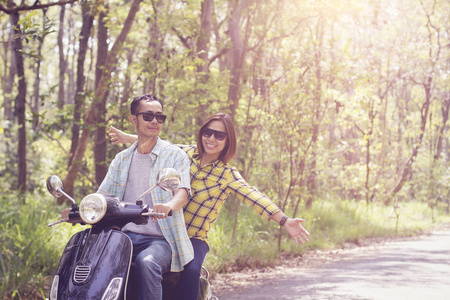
[141,210,172,217]
[48,218,70,227]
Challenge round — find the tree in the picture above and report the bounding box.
[0,0,447,220]
[64,0,143,196]
[57,4,66,109]
[0,0,77,14]
[31,9,50,131]
[2,0,78,194]
[226,0,251,118]
[389,0,444,201]
[10,10,27,193]
[94,0,109,185]
[67,2,94,169]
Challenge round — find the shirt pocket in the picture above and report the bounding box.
[191,179,227,206]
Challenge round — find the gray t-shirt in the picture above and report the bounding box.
[122,149,164,237]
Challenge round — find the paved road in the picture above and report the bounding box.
[217,230,450,300]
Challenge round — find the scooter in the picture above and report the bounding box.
[46,168,216,300]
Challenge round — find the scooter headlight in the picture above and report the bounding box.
[79,193,107,224]
[101,277,123,300]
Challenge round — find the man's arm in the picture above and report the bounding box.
[152,145,191,220]
[152,188,188,219]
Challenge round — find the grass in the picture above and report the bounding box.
[205,198,450,276]
[206,207,279,273]
[1,191,449,299]
[0,191,83,300]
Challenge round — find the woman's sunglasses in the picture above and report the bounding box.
[134,112,167,124]
[201,127,227,141]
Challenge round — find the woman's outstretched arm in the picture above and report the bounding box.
[109,126,137,145]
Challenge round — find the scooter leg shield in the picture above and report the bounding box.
[51,229,133,300]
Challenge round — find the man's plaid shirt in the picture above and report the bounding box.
[98,138,194,272]
[179,145,281,246]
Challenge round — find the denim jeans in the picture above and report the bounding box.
[126,232,172,300]
[177,238,210,300]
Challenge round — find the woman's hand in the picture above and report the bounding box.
[109,126,137,145]
[284,218,310,245]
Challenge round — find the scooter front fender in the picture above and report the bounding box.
[51,229,133,300]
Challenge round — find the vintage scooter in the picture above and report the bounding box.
[46,168,210,300]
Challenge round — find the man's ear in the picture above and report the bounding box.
[130,114,137,126]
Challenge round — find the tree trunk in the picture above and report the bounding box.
[389,1,441,202]
[11,11,27,194]
[197,0,212,70]
[227,0,249,237]
[3,14,16,132]
[389,78,432,200]
[66,14,75,104]
[434,98,449,160]
[306,16,324,208]
[226,0,250,118]
[64,0,143,196]
[67,3,94,169]
[32,9,47,132]
[145,0,163,94]
[94,2,109,186]
[57,5,66,109]
[194,0,213,126]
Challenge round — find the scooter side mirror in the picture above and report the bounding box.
[46,175,77,205]
[137,168,181,202]
[156,168,181,192]
[47,175,64,198]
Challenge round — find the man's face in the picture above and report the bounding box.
[130,100,164,140]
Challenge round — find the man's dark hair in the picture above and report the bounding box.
[130,94,164,115]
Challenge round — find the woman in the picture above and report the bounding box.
[110,113,310,300]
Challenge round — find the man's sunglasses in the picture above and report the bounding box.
[201,128,227,141]
[134,112,167,124]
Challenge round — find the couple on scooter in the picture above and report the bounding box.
[105,93,310,300]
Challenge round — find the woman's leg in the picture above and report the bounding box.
[177,238,209,300]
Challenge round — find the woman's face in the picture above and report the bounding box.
[201,120,227,160]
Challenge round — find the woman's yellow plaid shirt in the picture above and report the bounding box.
[179,145,281,246]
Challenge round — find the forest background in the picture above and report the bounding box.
[1,0,449,298]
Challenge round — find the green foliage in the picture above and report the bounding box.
[206,203,278,272]
[0,123,18,194]
[0,191,83,299]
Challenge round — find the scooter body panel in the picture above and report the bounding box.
[53,228,133,300]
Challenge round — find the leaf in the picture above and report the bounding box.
[17,11,39,27]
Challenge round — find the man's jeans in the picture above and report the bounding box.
[126,232,172,300]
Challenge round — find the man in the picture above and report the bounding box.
[97,93,193,300]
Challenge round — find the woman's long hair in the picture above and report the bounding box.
[196,113,237,163]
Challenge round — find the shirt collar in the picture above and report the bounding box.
[192,150,201,160]
[151,137,163,156]
[193,151,226,168]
